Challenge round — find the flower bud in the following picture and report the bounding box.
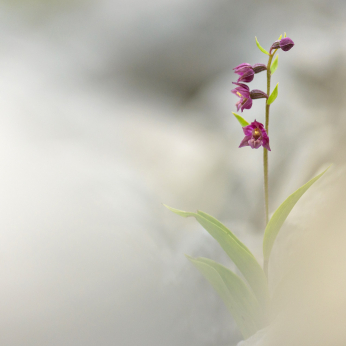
[279,37,294,51]
[270,41,281,50]
[270,37,294,53]
[249,89,268,100]
[252,63,267,74]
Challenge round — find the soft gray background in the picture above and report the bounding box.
[0,0,344,345]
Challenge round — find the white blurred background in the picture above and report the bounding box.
[0,0,345,345]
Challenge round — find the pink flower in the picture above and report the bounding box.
[239,120,271,151]
[233,63,267,83]
[231,83,268,112]
[231,82,252,112]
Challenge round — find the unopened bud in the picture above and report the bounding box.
[250,89,268,100]
[252,63,267,74]
[270,41,281,51]
[270,37,295,53]
[279,37,294,51]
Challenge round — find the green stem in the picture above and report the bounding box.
[263,51,275,279]
[264,53,273,226]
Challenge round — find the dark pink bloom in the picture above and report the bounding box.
[231,83,268,112]
[231,82,252,112]
[233,63,267,83]
[239,120,271,151]
[270,37,294,53]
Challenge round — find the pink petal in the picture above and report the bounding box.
[239,135,251,148]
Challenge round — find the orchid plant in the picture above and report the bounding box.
[165,34,329,340]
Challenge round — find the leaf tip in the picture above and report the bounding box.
[232,112,250,127]
[163,205,196,218]
[185,254,194,260]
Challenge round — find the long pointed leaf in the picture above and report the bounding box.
[267,83,279,105]
[232,112,250,127]
[263,166,330,261]
[164,206,270,312]
[255,37,269,55]
[270,55,279,74]
[187,256,265,339]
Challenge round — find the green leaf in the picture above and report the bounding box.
[255,37,269,55]
[278,34,282,40]
[267,83,279,105]
[284,32,287,38]
[270,55,279,74]
[232,112,250,127]
[187,256,265,339]
[165,205,270,312]
[197,211,252,255]
[263,166,330,261]
[163,205,195,217]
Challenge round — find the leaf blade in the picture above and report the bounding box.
[163,205,195,217]
[270,55,279,74]
[267,83,279,105]
[187,256,265,339]
[263,166,330,261]
[232,112,250,127]
[193,211,270,311]
[165,205,270,311]
[255,37,269,55]
[197,211,252,255]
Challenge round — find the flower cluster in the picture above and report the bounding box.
[231,65,268,113]
[232,36,294,150]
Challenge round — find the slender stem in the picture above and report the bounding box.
[263,52,275,279]
[264,53,273,227]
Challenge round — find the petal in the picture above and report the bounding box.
[233,63,251,70]
[239,135,251,148]
[261,136,271,151]
[242,123,255,135]
[234,64,252,76]
[236,101,241,112]
[261,130,269,140]
[263,141,271,151]
[241,98,252,112]
[238,70,254,83]
[248,139,256,148]
[231,86,249,97]
[253,139,262,149]
[232,82,250,93]
[252,120,264,130]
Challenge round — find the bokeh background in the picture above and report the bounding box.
[0,0,345,345]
